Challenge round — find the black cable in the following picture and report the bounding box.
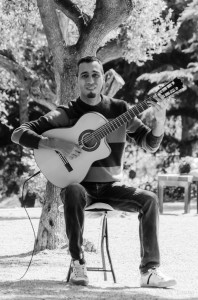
[18,170,41,280]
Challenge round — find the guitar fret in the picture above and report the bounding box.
[94,101,148,139]
[91,79,182,141]
[133,105,141,115]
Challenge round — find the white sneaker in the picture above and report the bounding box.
[70,260,89,286]
[140,268,177,288]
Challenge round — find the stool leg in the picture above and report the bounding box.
[101,213,107,281]
[105,216,117,283]
[184,183,191,213]
[66,259,72,282]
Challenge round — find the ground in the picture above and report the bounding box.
[0,197,198,300]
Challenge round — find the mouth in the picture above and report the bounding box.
[86,87,96,91]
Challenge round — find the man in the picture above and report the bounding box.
[11,56,176,288]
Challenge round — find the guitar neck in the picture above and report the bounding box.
[93,80,179,141]
[93,99,149,140]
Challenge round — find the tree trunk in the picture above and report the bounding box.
[19,89,29,124]
[56,11,70,44]
[35,64,78,251]
[35,182,66,251]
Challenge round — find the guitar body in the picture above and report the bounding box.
[34,112,111,188]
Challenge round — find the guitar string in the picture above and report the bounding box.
[79,83,176,145]
[78,97,150,146]
[57,99,149,163]
[78,82,174,143]
[79,85,177,146]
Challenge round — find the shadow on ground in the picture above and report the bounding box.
[0,250,33,259]
[0,280,197,300]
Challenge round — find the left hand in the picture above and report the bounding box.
[150,92,167,123]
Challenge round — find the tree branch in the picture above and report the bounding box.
[76,0,133,57]
[0,53,57,108]
[32,98,56,111]
[37,0,66,73]
[97,39,124,64]
[54,0,91,36]
[0,53,31,86]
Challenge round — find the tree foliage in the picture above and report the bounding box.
[124,0,198,157]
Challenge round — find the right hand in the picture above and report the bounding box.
[53,138,82,160]
[39,137,82,160]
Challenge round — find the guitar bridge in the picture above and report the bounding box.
[55,151,73,172]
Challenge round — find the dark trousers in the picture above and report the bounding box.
[60,181,160,273]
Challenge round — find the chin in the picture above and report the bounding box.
[87,92,96,98]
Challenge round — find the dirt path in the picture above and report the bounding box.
[0,200,198,300]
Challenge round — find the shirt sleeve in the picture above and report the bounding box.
[125,104,163,153]
[11,107,70,149]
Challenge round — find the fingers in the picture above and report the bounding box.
[153,101,167,111]
[151,93,167,110]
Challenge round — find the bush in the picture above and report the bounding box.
[179,159,191,174]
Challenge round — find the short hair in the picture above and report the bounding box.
[77,56,104,75]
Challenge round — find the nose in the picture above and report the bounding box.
[86,75,94,84]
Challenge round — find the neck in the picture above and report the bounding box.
[80,94,101,106]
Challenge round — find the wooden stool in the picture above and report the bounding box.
[158,174,194,213]
[62,202,117,283]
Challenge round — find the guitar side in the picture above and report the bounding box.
[34,112,111,188]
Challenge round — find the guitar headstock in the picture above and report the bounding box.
[157,78,183,98]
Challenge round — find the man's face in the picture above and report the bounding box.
[77,61,104,100]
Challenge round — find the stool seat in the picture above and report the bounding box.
[58,202,115,214]
[85,202,114,211]
[85,202,118,218]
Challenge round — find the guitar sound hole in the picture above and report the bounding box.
[83,136,97,148]
[79,130,100,152]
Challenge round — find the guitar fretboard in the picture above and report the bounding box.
[91,81,181,141]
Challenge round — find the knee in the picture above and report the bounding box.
[146,191,159,208]
[61,183,86,207]
[66,183,84,197]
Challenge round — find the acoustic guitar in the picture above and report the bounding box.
[34,78,183,188]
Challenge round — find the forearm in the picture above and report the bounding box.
[151,119,165,137]
[11,107,70,149]
[11,125,43,149]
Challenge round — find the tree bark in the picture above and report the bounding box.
[35,182,66,251]
[19,89,29,124]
